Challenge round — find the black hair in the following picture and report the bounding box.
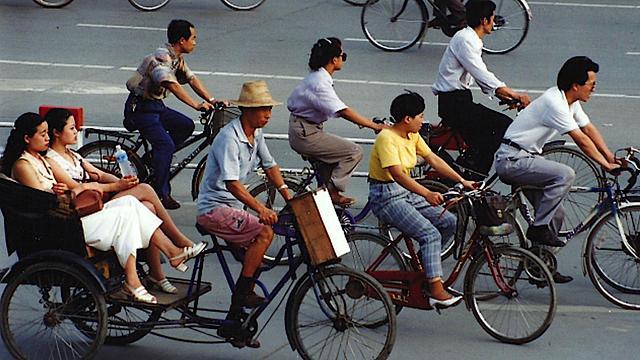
[556,56,599,91]
[308,37,343,71]
[1,112,46,176]
[465,0,496,28]
[390,91,425,123]
[44,108,73,145]
[167,19,195,44]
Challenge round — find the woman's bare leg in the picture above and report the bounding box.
[112,183,193,248]
[124,255,143,288]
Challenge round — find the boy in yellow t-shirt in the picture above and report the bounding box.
[368,91,476,309]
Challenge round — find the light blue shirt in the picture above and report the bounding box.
[287,67,347,124]
[197,117,276,214]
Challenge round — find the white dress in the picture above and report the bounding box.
[17,152,162,267]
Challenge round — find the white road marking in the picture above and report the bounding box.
[627,52,640,55]
[76,23,165,31]
[345,37,449,47]
[529,1,640,9]
[1,59,639,99]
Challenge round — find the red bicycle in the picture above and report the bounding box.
[341,184,557,344]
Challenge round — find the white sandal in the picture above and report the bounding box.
[124,283,157,304]
[170,242,207,272]
[147,276,178,294]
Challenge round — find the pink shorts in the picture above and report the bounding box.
[197,207,263,248]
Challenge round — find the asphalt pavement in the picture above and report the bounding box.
[0,0,639,358]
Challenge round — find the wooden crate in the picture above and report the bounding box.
[288,188,349,266]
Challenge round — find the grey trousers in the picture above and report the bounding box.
[288,114,363,192]
[495,149,576,234]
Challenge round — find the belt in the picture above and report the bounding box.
[501,138,541,156]
[368,177,394,185]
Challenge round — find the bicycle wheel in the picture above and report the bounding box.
[128,0,171,11]
[464,246,556,344]
[285,266,396,359]
[78,140,148,181]
[585,204,640,310]
[32,0,74,8]
[248,177,303,265]
[191,155,208,200]
[0,262,108,359]
[220,0,266,11]
[542,145,604,236]
[482,0,530,54]
[361,0,428,52]
[342,231,408,317]
[103,304,162,345]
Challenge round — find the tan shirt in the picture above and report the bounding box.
[126,43,195,100]
[13,152,56,193]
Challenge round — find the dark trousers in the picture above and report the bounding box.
[437,89,512,174]
[124,93,195,197]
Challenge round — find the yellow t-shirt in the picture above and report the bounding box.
[369,129,431,182]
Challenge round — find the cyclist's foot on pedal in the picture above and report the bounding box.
[552,271,573,284]
[328,189,355,206]
[161,195,181,210]
[427,280,462,309]
[527,225,565,247]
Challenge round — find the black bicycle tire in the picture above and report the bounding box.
[191,155,208,200]
[0,262,108,359]
[128,0,171,11]
[585,204,640,310]
[103,304,163,345]
[32,0,74,8]
[220,0,266,11]
[343,0,368,5]
[482,0,530,54]
[343,231,408,317]
[464,246,556,344]
[361,0,428,52]
[542,145,605,236]
[284,266,396,360]
[78,140,148,182]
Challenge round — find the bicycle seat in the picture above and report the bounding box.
[478,223,514,237]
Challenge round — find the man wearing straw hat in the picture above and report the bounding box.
[196,80,292,344]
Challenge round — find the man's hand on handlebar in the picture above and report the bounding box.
[196,101,214,112]
[603,162,621,174]
[460,179,478,190]
[424,190,444,206]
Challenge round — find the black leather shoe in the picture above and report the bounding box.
[241,291,266,308]
[527,225,565,247]
[161,195,181,210]
[553,272,573,284]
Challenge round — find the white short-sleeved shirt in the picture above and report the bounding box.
[497,86,590,158]
[432,27,505,96]
[287,68,348,124]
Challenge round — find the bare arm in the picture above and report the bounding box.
[226,180,278,225]
[81,160,119,183]
[568,129,618,172]
[188,76,216,103]
[339,107,387,133]
[580,123,616,163]
[164,81,212,111]
[388,165,444,205]
[495,86,531,108]
[422,152,476,190]
[264,165,293,201]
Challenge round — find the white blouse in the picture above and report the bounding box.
[46,148,86,182]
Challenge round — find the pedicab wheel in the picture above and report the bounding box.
[220,0,266,11]
[0,262,107,359]
[285,266,396,359]
[32,0,74,8]
[128,0,171,11]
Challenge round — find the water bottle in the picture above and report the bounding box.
[114,145,135,178]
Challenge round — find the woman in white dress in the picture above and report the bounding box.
[44,108,204,295]
[1,112,205,304]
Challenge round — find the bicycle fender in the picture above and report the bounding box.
[542,140,572,151]
[1,250,108,293]
[580,201,640,275]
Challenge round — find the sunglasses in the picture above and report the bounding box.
[338,52,347,61]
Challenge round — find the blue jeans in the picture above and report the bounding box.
[124,94,195,197]
[369,182,456,278]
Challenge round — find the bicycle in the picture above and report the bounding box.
[0,173,396,359]
[360,0,531,53]
[33,0,266,11]
[77,104,238,201]
[493,147,640,310]
[341,184,557,344]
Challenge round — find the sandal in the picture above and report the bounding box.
[147,276,178,294]
[170,242,207,272]
[124,283,157,304]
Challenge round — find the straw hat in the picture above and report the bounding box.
[231,80,282,107]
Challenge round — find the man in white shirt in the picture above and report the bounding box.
[432,0,530,178]
[495,56,619,283]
